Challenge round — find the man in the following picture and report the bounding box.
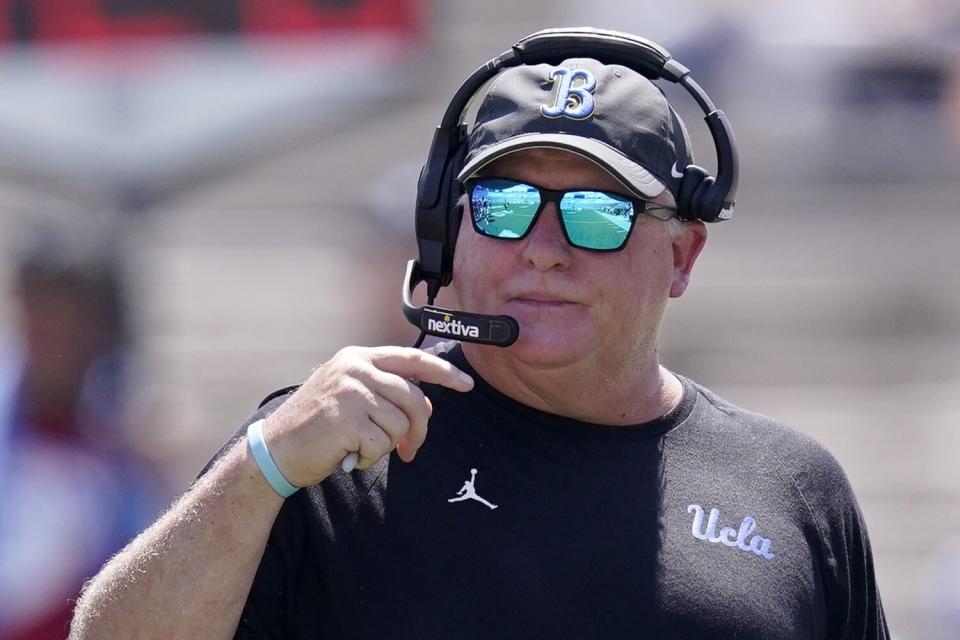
[71,34,889,639]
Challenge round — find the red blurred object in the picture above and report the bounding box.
[3,606,71,640]
[243,0,421,34]
[0,0,422,42]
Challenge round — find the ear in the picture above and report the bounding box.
[669,221,707,298]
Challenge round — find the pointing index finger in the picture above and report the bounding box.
[368,347,474,392]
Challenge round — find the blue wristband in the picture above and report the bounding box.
[246,419,299,498]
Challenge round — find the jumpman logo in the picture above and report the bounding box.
[448,468,498,510]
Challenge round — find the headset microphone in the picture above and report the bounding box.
[402,259,519,347]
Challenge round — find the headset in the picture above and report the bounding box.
[402,27,740,349]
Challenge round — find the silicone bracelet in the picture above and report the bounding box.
[246,419,299,498]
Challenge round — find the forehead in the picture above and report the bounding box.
[475,147,630,193]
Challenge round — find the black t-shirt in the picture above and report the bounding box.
[219,345,888,639]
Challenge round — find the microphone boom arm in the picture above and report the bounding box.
[402,259,519,347]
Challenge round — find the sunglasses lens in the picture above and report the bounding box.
[560,191,635,250]
[470,179,540,239]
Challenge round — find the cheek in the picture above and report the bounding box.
[451,223,474,289]
[453,227,518,311]
[618,235,674,300]
[452,225,491,307]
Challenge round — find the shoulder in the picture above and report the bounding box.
[684,378,859,515]
[681,378,873,585]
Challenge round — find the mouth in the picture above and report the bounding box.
[508,295,582,308]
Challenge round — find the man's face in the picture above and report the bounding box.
[452,147,706,370]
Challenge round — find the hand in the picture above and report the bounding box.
[258,346,474,487]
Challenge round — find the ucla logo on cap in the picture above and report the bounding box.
[540,67,596,120]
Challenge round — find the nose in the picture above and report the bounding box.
[520,202,573,271]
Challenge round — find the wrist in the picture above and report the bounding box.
[246,419,299,498]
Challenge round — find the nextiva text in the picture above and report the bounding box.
[427,317,480,338]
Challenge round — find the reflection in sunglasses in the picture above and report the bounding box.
[467,177,658,252]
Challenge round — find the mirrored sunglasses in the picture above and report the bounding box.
[465,177,675,252]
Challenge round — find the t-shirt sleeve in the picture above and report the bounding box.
[196,389,309,639]
[222,385,386,640]
[795,444,891,639]
[233,491,314,640]
[232,526,296,639]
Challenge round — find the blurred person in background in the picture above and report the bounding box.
[0,222,159,640]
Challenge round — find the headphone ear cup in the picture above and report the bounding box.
[439,141,468,286]
[414,138,465,288]
[691,174,716,222]
[677,165,709,221]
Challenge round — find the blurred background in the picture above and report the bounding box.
[0,1,957,638]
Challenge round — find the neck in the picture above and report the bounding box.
[460,343,683,426]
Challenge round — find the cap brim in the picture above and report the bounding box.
[456,133,667,199]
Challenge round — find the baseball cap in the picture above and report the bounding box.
[457,57,694,200]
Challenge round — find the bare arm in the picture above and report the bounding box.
[70,438,284,639]
[70,346,473,639]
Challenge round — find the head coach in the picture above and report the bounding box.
[71,28,889,639]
